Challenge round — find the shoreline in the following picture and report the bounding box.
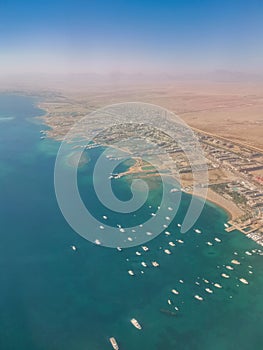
[186,187,244,222]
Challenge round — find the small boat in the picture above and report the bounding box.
[214,283,222,289]
[109,337,119,350]
[164,249,172,255]
[239,278,249,285]
[168,207,173,211]
[171,289,179,295]
[179,279,184,284]
[168,299,172,305]
[177,239,184,244]
[206,242,213,246]
[194,295,203,301]
[142,246,149,252]
[102,215,108,220]
[226,265,234,270]
[203,279,209,284]
[141,262,147,267]
[231,259,241,265]
[151,213,156,217]
[170,188,179,193]
[119,228,125,233]
[127,237,133,241]
[224,223,229,228]
[128,270,135,276]
[165,216,171,221]
[130,318,142,330]
[221,273,230,279]
[165,231,171,236]
[99,225,104,230]
[194,229,201,234]
[245,251,252,256]
[94,239,101,245]
[136,251,141,256]
[177,224,181,228]
[215,237,221,242]
[146,231,153,236]
[152,261,159,267]
[205,288,213,294]
[117,247,122,251]
[163,224,168,228]
[169,241,176,247]
[71,245,77,251]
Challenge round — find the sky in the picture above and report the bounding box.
[0,0,263,76]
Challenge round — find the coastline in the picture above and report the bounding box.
[186,187,244,222]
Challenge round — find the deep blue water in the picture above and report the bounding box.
[0,94,262,350]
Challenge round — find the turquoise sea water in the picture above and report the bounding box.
[0,94,262,350]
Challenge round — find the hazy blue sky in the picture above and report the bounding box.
[0,0,262,75]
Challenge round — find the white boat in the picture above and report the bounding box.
[164,231,171,236]
[168,207,173,211]
[135,251,141,256]
[119,228,125,233]
[170,188,179,193]
[165,216,171,221]
[141,262,147,267]
[215,237,221,242]
[71,245,77,251]
[231,259,241,265]
[224,223,229,228]
[239,278,249,285]
[130,318,142,330]
[205,288,213,294]
[151,213,156,217]
[214,283,222,289]
[152,261,159,267]
[117,247,122,251]
[171,289,179,295]
[127,237,133,241]
[245,251,252,256]
[206,242,213,246]
[177,239,184,244]
[109,337,119,350]
[177,223,181,227]
[194,229,202,234]
[221,273,230,279]
[142,246,149,252]
[194,295,203,301]
[168,299,172,305]
[226,265,234,270]
[169,241,176,247]
[164,249,172,255]
[99,225,104,230]
[128,270,135,276]
[102,215,108,220]
[94,239,101,245]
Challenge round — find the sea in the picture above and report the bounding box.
[0,93,262,350]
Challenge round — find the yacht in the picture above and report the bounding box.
[215,237,221,242]
[141,262,147,267]
[128,270,135,276]
[164,249,172,255]
[71,245,77,251]
[194,229,202,234]
[194,295,203,301]
[214,283,222,289]
[231,259,241,265]
[239,278,249,285]
[169,241,176,247]
[171,289,179,295]
[152,261,159,267]
[205,288,213,294]
[109,337,119,350]
[130,318,142,330]
[116,247,122,251]
[142,246,149,252]
[221,273,230,279]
